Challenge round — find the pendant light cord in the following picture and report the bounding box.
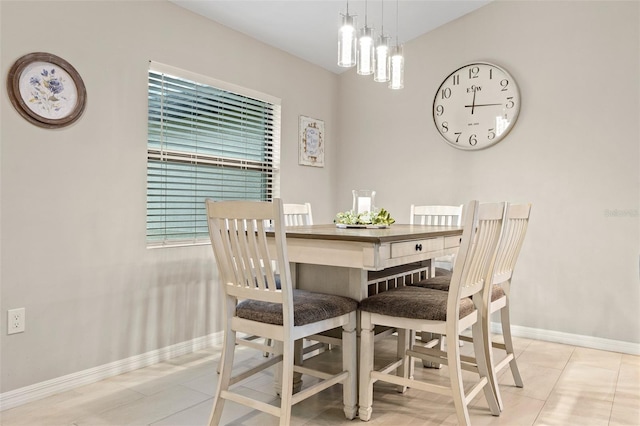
[395,0,399,45]
[365,0,368,27]
[380,0,384,34]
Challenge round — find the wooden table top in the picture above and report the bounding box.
[280,224,463,243]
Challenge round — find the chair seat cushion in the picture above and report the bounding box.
[411,275,452,291]
[237,289,358,326]
[359,286,475,320]
[435,267,453,277]
[490,284,506,300]
[410,277,506,302]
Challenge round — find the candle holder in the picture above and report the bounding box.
[352,190,376,214]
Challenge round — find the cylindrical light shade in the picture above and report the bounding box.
[389,45,404,89]
[338,14,357,67]
[374,34,390,82]
[357,26,375,75]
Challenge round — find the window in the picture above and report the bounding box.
[147,62,281,246]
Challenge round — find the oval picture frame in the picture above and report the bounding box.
[6,52,87,129]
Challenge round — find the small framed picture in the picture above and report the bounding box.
[298,115,324,167]
[6,52,87,129]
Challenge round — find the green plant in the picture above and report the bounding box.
[335,208,395,226]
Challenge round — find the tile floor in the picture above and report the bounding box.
[1,336,638,425]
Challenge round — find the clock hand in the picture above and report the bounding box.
[464,103,504,108]
[471,89,476,115]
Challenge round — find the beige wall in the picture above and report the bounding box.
[0,0,339,392]
[337,1,639,342]
[1,0,638,396]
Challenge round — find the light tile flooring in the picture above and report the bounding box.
[1,336,638,425]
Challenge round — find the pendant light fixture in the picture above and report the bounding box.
[338,0,357,68]
[374,0,390,82]
[389,0,404,89]
[357,0,375,75]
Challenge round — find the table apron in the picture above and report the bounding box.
[278,237,459,271]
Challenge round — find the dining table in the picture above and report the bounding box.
[268,223,464,395]
[277,223,464,302]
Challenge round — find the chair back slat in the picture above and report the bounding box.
[492,204,532,284]
[410,204,463,226]
[450,201,505,301]
[206,199,291,306]
[283,202,314,226]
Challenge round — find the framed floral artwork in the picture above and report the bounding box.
[6,52,87,129]
[298,115,324,167]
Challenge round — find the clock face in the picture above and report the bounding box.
[433,62,521,150]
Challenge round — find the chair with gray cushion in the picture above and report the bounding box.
[206,198,357,425]
[236,202,314,359]
[409,203,532,410]
[358,200,504,425]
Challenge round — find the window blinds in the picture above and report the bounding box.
[147,66,281,246]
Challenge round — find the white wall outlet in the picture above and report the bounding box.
[8,308,25,334]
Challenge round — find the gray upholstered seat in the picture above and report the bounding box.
[410,277,506,302]
[237,289,358,326]
[413,275,451,291]
[358,286,475,321]
[434,267,453,277]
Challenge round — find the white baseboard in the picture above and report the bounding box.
[491,323,640,355]
[0,332,223,412]
[2,326,638,412]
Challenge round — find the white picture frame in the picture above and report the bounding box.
[298,115,325,167]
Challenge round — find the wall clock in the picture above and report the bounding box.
[432,62,520,150]
[7,52,87,129]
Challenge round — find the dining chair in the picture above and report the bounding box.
[235,202,314,358]
[358,200,504,425]
[205,198,358,425]
[410,204,464,358]
[409,203,532,411]
[410,204,464,272]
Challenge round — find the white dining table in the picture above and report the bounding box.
[275,223,463,301]
[268,223,464,396]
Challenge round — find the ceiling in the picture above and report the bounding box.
[169,1,491,74]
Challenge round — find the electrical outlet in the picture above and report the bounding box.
[8,308,25,335]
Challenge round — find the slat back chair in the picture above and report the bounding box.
[358,200,505,425]
[283,202,314,226]
[409,202,532,412]
[206,198,357,425]
[238,202,313,357]
[479,203,532,410]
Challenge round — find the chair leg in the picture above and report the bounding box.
[278,338,295,426]
[209,328,236,426]
[473,319,501,416]
[274,340,283,396]
[421,333,444,368]
[396,328,410,393]
[293,339,303,393]
[358,312,375,421]
[446,332,472,426]
[500,303,523,387]
[342,314,358,420]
